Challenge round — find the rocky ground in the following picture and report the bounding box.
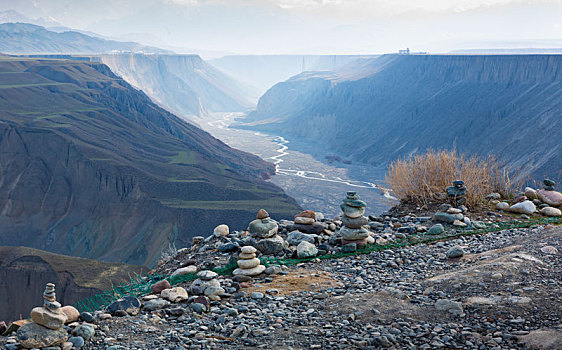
[3,224,557,350]
[2,187,561,350]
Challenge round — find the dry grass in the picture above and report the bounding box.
[385,150,521,209]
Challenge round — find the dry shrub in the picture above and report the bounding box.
[385,150,521,209]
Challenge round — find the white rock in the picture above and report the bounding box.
[171,265,197,277]
[213,224,229,237]
[509,200,536,215]
[240,246,257,254]
[161,287,188,303]
[238,252,256,259]
[496,202,510,211]
[237,258,261,269]
[540,207,561,217]
[233,265,266,276]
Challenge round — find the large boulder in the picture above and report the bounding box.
[509,200,536,215]
[538,190,562,207]
[17,322,68,348]
[433,212,463,224]
[540,207,562,217]
[252,235,288,255]
[287,231,317,246]
[30,307,67,330]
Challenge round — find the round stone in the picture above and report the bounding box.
[257,209,269,219]
[339,226,369,240]
[248,218,279,238]
[213,224,229,237]
[446,246,464,259]
[171,265,198,277]
[241,246,257,254]
[540,207,561,217]
[237,258,261,269]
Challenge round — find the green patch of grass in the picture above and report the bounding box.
[166,176,208,183]
[157,198,298,213]
[169,151,197,165]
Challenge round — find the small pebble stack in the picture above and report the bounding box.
[233,246,265,276]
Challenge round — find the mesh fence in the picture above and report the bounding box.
[74,216,561,313]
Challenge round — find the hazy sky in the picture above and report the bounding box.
[2,0,561,55]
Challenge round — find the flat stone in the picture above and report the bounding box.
[340,204,365,218]
[435,299,464,316]
[341,215,368,229]
[540,246,558,254]
[171,265,198,277]
[31,307,67,330]
[339,226,369,240]
[197,270,218,281]
[238,252,256,259]
[241,246,257,254]
[237,258,261,269]
[294,216,315,225]
[17,322,68,348]
[433,212,463,224]
[294,210,316,220]
[291,222,324,235]
[453,219,467,227]
[233,265,266,276]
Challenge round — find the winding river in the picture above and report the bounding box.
[203,113,395,216]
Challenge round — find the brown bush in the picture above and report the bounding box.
[385,150,521,209]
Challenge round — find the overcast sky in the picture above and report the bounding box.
[2,0,561,55]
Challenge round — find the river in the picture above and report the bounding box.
[202,113,396,217]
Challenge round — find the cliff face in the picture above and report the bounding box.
[100,54,254,119]
[0,246,146,323]
[0,57,301,267]
[245,55,562,180]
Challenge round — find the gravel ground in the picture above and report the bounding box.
[67,224,562,350]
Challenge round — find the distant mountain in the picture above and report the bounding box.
[99,54,254,119]
[449,48,562,54]
[209,55,378,102]
[0,9,60,28]
[0,22,170,54]
[0,57,301,267]
[242,54,562,180]
[0,246,146,323]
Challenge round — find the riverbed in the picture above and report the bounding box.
[202,113,395,217]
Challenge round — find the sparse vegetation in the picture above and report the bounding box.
[385,150,521,208]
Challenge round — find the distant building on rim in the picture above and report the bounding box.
[399,48,410,55]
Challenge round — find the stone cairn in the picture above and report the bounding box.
[446,180,467,205]
[17,283,68,348]
[233,246,266,276]
[190,271,224,301]
[339,191,370,246]
[248,209,288,255]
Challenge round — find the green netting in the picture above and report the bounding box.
[74,216,561,313]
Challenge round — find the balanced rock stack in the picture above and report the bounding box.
[248,209,288,255]
[17,283,69,348]
[233,246,266,276]
[446,180,467,205]
[339,191,370,247]
[190,271,224,301]
[292,210,324,235]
